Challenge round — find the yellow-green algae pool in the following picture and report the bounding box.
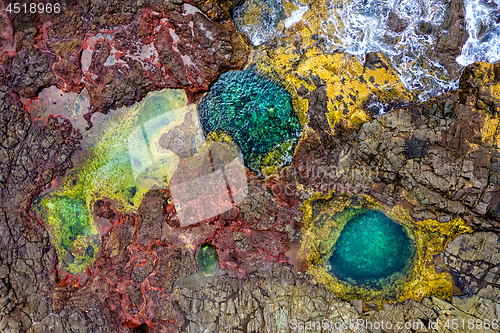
[31,89,188,274]
[299,191,473,305]
[198,243,219,277]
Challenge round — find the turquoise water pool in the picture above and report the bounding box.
[329,210,414,284]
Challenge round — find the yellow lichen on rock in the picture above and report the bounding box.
[239,2,263,27]
[206,130,236,145]
[390,207,473,303]
[241,0,413,133]
[265,45,413,132]
[481,112,500,148]
[298,191,473,306]
[475,82,500,148]
[461,61,500,88]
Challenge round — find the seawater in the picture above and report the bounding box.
[458,0,500,65]
[234,0,500,100]
[317,0,452,100]
[329,210,414,284]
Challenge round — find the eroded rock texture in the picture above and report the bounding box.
[294,63,500,231]
[24,179,304,332]
[0,0,250,127]
[0,0,499,332]
[0,92,101,331]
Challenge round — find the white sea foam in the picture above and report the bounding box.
[234,0,285,46]
[285,5,308,28]
[234,0,500,100]
[457,0,500,65]
[317,0,455,100]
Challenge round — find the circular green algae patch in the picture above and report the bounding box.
[198,70,302,175]
[329,210,414,284]
[198,243,219,276]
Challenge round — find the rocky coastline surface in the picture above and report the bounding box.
[0,0,499,332]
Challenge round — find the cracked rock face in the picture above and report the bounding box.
[3,73,499,331]
[294,75,500,230]
[0,0,500,332]
[1,0,250,128]
[0,91,87,331]
[444,232,500,300]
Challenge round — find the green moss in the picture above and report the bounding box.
[198,243,219,276]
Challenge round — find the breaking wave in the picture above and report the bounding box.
[457,0,500,65]
[234,0,500,100]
